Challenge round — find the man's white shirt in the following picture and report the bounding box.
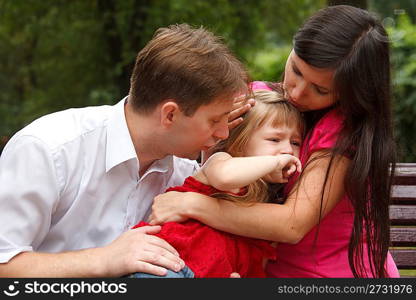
[0,98,199,263]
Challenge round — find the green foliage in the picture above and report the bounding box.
[2,0,415,163]
[248,13,416,162]
[369,0,416,23]
[0,0,325,151]
[388,15,416,162]
[247,45,291,82]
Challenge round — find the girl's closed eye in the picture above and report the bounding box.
[267,138,280,143]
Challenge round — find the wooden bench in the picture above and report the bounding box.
[390,163,416,278]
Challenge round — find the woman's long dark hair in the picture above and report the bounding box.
[292,5,396,277]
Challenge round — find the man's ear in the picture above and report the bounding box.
[160,101,181,128]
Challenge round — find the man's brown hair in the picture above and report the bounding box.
[129,24,249,115]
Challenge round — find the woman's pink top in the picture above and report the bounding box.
[266,108,400,278]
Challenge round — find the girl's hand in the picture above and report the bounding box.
[228,95,255,130]
[149,191,190,225]
[267,154,302,183]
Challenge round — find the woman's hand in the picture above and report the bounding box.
[149,191,190,225]
[149,191,221,227]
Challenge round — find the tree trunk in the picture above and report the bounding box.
[97,0,125,97]
[327,0,368,9]
[97,0,152,99]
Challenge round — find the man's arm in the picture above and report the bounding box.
[0,136,183,277]
[0,226,184,278]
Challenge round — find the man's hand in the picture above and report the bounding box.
[201,95,255,164]
[228,95,255,130]
[98,225,185,277]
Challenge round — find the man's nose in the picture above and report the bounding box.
[213,122,229,140]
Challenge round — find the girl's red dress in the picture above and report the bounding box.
[133,176,276,278]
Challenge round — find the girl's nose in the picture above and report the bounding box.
[279,141,294,155]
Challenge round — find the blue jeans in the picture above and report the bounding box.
[128,265,195,278]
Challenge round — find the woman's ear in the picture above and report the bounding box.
[160,101,181,128]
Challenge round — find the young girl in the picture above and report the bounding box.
[149,5,399,278]
[130,85,304,278]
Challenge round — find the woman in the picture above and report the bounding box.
[149,5,399,278]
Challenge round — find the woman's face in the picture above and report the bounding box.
[283,50,336,112]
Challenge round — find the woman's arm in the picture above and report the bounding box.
[195,152,301,191]
[150,151,350,243]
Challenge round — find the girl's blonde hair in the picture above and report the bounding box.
[212,87,305,204]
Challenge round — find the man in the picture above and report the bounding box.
[0,24,252,277]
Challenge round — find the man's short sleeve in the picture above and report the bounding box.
[0,135,60,263]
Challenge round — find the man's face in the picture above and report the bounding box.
[167,96,235,160]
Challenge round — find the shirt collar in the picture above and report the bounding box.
[106,97,137,172]
[145,155,174,175]
[105,97,175,175]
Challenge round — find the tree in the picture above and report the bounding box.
[370,0,416,23]
[0,0,325,154]
[389,15,416,162]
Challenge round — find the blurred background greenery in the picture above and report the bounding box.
[0,0,415,161]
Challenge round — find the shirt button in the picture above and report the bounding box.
[125,221,131,230]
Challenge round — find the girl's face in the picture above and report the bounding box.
[243,120,302,159]
[283,50,336,112]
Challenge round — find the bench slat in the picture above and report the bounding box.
[393,177,416,185]
[390,205,416,225]
[390,163,415,276]
[393,164,416,185]
[391,186,416,204]
[390,227,416,246]
[390,249,416,269]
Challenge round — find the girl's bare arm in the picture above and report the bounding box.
[150,151,349,243]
